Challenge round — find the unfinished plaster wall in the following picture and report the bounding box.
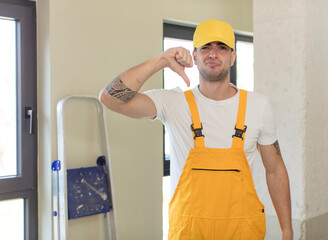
[254,0,328,239]
[253,0,306,239]
[304,0,328,239]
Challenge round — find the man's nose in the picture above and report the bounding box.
[209,47,218,58]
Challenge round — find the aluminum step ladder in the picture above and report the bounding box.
[52,95,118,240]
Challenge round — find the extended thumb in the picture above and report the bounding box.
[179,71,190,87]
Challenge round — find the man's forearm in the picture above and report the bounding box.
[100,54,165,107]
[115,54,166,92]
[259,141,293,239]
[266,163,293,235]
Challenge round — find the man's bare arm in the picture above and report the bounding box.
[100,73,156,119]
[99,47,193,119]
[106,76,137,103]
[258,141,293,240]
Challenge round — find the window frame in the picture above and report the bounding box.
[0,0,37,239]
[163,22,253,176]
[162,22,195,176]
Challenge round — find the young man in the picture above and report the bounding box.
[100,19,293,240]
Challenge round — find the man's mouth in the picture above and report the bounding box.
[206,61,220,67]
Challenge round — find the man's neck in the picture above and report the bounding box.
[198,78,237,101]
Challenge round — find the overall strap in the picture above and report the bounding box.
[231,89,248,149]
[184,90,205,148]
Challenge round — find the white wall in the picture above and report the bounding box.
[304,0,328,239]
[305,0,328,219]
[253,1,306,239]
[37,0,253,239]
[254,0,328,239]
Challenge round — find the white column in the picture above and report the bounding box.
[253,0,328,239]
[303,0,328,239]
[253,1,306,239]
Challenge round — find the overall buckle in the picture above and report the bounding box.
[191,124,204,139]
[232,125,247,140]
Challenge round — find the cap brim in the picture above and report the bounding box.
[194,37,235,50]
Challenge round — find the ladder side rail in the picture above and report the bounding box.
[56,95,119,240]
[99,102,119,240]
[56,97,71,240]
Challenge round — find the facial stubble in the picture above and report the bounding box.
[198,66,230,82]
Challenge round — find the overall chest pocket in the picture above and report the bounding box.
[190,167,243,219]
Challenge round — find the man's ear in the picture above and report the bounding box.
[193,49,197,65]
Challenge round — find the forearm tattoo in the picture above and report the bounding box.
[272,140,282,156]
[106,75,137,102]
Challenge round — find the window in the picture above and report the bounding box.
[162,23,196,178]
[231,33,254,91]
[162,22,254,239]
[0,1,37,239]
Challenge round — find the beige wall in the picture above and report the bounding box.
[37,0,253,239]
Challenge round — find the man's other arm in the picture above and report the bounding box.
[258,141,293,240]
[99,48,193,119]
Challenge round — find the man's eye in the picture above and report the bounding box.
[201,46,209,50]
[219,46,228,51]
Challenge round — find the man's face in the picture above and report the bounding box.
[193,41,236,82]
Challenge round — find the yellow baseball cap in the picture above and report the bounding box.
[193,19,235,50]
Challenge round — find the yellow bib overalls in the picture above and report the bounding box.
[168,89,266,240]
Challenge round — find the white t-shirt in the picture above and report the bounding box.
[144,85,277,195]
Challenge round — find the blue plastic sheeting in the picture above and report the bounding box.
[67,166,111,219]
